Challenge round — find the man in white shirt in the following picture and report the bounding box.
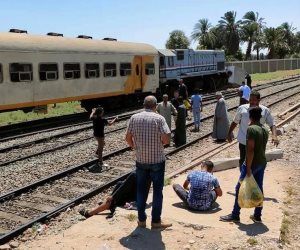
[227,90,279,168]
[238,82,251,105]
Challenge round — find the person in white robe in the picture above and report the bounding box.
[157,94,177,130]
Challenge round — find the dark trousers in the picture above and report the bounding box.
[239,98,249,106]
[110,172,138,208]
[239,143,246,168]
[136,161,165,223]
[232,163,266,218]
[173,184,188,204]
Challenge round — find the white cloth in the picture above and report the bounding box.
[239,85,251,101]
[157,101,177,130]
[233,104,274,145]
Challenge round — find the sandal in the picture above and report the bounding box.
[79,208,91,218]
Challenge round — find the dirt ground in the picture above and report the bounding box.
[16,114,300,250]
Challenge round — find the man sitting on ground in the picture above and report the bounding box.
[173,161,222,210]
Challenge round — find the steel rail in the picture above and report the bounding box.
[0,86,299,244]
[1,74,299,141]
[1,77,298,155]
[1,83,299,201]
[4,80,297,167]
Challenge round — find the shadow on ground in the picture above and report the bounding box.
[238,222,269,236]
[120,227,166,250]
[172,201,222,214]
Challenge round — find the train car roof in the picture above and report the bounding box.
[158,49,176,56]
[0,32,158,55]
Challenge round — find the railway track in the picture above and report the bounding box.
[0,80,294,172]
[0,80,299,193]
[1,74,299,141]
[0,90,240,166]
[1,76,299,167]
[0,80,300,244]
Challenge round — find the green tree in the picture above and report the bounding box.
[218,11,241,56]
[264,27,288,59]
[191,18,216,49]
[241,11,265,60]
[280,22,296,54]
[294,32,300,55]
[165,30,190,49]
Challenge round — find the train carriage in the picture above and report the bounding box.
[0,32,159,112]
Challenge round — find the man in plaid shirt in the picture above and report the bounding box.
[126,95,172,229]
[173,161,222,210]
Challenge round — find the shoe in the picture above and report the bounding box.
[101,163,109,168]
[250,215,262,223]
[151,220,172,229]
[220,214,240,222]
[137,220,146,228]
[79,208,91,218]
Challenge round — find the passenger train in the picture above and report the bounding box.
[0,29,227,112]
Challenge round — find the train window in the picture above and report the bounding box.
[0,64,2,83]
[85,63,100,78]
[39,63,58,81]
[177,51,184,61]
[168,57,174,67]
[10,63,33,82]
[104,63,116,77]
[120,63,131,76]
[64,63,80,79]
[145,63,155,75]
[136,64,139,75]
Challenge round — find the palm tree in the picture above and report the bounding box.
[280,22,296,54]
[242,11,265,60]
[191,18,216,49]
[218,11,242,56]
[264,27,287,59]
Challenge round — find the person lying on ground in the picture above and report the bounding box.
[173,160,223,211]
[79,172,150,218]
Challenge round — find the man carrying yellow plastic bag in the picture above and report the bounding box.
[220,107,268,223]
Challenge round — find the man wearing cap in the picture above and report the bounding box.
[212,92,230,142]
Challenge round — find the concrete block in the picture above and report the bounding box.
[266,149,284,162]
[212,149,284,172]
[212,157,240,172]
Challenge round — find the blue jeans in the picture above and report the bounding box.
[232,163,266,218]
[192,109,201,128]
[136,161,165,223]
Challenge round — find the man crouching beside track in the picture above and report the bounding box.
[173,160,223,211]
[125,95,172,229]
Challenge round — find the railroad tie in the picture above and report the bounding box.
[71,177,104,186]
[32,193,70,204]
[0,227,8,235]
[15,201,55,212]
[0,211,28,223]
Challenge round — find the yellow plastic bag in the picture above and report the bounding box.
[238,175,263,208]
[183,99,191,110]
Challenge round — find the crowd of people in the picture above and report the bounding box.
[80,76,279,229]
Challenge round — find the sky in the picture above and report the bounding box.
[1,0,299,49]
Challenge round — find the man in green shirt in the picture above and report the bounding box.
[220,107,268,223]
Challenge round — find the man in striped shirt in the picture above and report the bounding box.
[126,95,172,229]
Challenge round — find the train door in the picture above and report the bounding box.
[133,56,142,91]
